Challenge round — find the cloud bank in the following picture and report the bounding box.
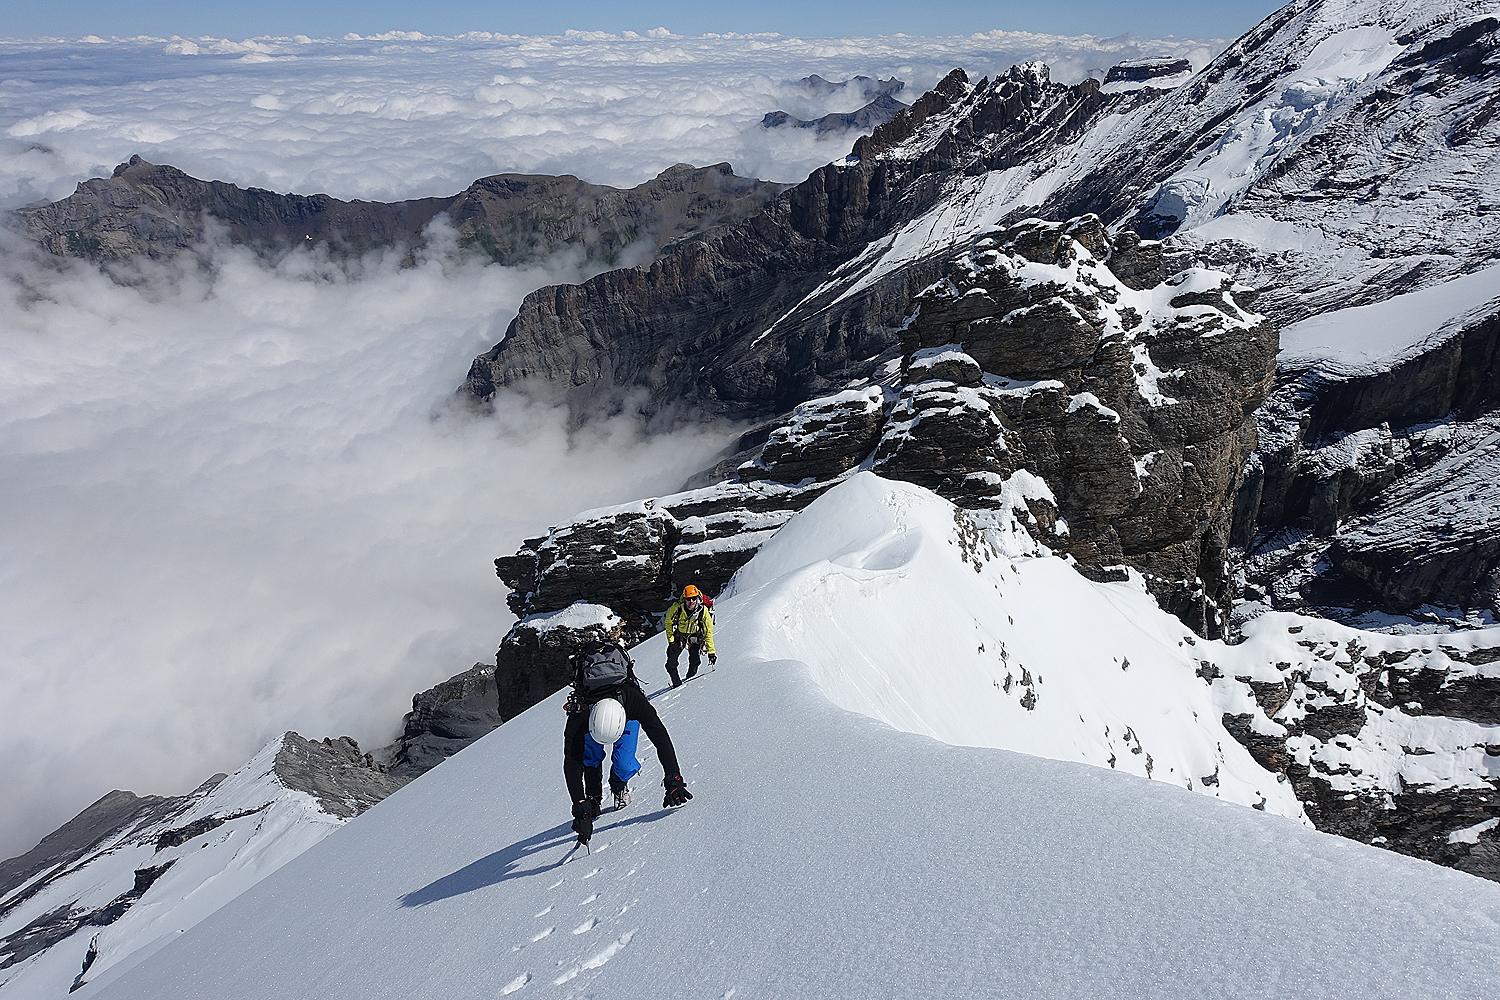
[0,233,732,857]
[0,30,1224,207]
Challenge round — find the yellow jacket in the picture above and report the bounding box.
[665,600,715,655]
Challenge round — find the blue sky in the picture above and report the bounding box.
[8,1,1281,42]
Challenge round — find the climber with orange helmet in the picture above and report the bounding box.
[664,583,716,688]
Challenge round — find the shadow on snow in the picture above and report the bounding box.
[397,809,678,907]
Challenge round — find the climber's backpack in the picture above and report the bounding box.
[573,642,632,700]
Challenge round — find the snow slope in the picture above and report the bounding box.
[1280,263,1500,376]
[0,737,345,998]
[88,476,1500,999]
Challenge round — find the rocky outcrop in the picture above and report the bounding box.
[489,477,838,710]
[870,216,1276,634]
[494,604,625,722]
[384,664,503,778]
[760,94,911,135]
[13,156,787,266]
[1212,613,1500,880]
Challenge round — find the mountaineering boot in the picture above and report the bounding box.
[571,799,594,845]
[610,775,630,810]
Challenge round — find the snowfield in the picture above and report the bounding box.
[87,476,1500,999]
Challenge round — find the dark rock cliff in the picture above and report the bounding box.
[14,156,787,267]
[1236,301,1500,620]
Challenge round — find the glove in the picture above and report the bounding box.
[571,799,595,844]
[708,653,717,665]
[663,775,693,808]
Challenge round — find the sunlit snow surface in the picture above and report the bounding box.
[1279,262,1500,376]
[90,477,1500,1000]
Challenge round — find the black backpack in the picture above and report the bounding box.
[573,642,632,701]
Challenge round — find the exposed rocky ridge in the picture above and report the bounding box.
[1212,612,1500,880]
[0,787,200,911]
[464,62,1165,424]
[13,156,787,266]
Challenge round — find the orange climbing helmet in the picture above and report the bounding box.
[681,584,701,600]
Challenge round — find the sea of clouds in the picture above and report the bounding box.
[0,28,1224,859]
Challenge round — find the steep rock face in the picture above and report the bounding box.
[1236,296,1500,620]
[13,156,786,266]
[464,63,1162,423]
[383,663,503,778]
[1213,613,1500,880]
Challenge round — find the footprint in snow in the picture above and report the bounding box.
[580,893,598,905]
[534,905,552,917]
[547,879,564,890]
[501,972,530,995]
[552,930,636,984]
[581,867,602,879]
[572,918,597,935]
[530,927,554,943]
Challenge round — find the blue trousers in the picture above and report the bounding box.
[582,719,641,787]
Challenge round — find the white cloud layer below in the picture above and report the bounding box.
[0,234,730,858]
[0,29,1226,859]
[0,30,1223,206]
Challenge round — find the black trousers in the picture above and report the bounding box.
[564,682,681,805]
[665,640,701,685]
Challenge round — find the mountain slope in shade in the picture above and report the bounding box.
[86,476,1500,1000]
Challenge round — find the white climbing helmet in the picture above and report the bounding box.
[588,698,627,745]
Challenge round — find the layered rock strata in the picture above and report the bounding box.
[1236,301,1500,620]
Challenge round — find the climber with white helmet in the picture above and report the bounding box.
[563,637,692,846]
[664,584,716,688]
